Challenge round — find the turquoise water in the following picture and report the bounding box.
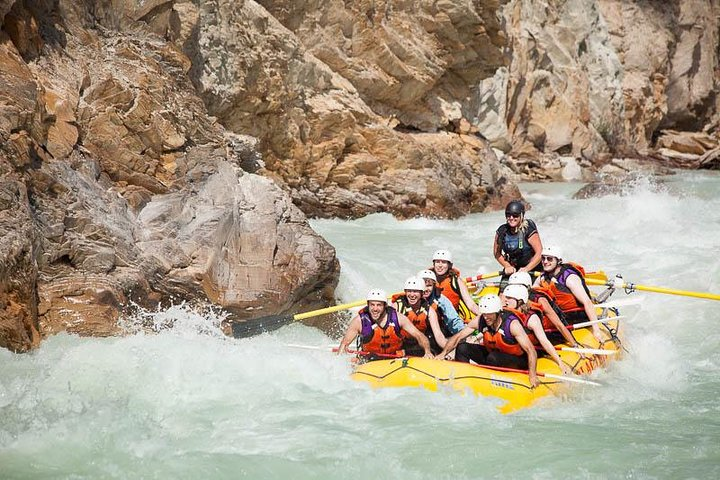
[1,171,719,478]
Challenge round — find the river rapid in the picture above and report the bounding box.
[1,171,719,479]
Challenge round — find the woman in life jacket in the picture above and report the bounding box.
[417,269,464,335]
[393,276,449,356]
[434,293,539,387]
[337,288,433,360]
[503,284,572,376]
[493,200,543,276]
[534,245,604,343]
[507,271,579,347]
[430,249,479,322]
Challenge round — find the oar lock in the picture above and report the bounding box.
[607,274,636,293]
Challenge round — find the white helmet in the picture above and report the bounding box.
[508,271,532,287]
[478,294,503,314]
[432,249,453,263]
[503,284,529,304]
[542,245,563,261]
[366,289,388,303]
[417,269,437,283]
[403,276,424,291]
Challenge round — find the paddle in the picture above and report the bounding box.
[231,298,382,338]
[555,346,617,356]
[233,269,509,338]
[586,277,720,301]
[465,363,601,386]
[285,344,404,358]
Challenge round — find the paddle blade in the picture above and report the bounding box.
[231,314,294,338]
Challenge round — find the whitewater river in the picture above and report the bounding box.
[1,171,719,478]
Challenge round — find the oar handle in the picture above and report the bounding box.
[465,271,503,283]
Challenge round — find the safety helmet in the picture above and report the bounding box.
[503,284,529,304]
[478,294,503,314]
[417,269,437,283]
[432,249,453,263]
[366,289,388,303]
[541,245,563,261]
[508,271,532,287]
[404,276,424,291]
[505,200,525,216]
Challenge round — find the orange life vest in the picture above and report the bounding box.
[537,262,590,314]
[432,267,473,322]
[393,294,431,339]
[359,306,404,355]
[481,309,525,357]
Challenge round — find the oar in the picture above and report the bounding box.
[586,277,720,301]
[284,344,403,358]
[231,298,384,338]
[571,315,626,329]
[235,269,511,337]
[468,363,601,386]
[465,270,503,284]
[593,298,644,309]
[556,346,617,356]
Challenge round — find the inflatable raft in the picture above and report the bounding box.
[351,311,622,414]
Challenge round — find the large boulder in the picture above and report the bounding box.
[0,0,338,351]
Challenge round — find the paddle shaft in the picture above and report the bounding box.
[586,278,720,301]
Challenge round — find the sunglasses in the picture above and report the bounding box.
[541,255,557,261]
[506,213,521,219]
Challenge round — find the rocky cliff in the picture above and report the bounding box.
[1,0,718,351]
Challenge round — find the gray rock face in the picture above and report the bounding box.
[0,0,338,352]
[182,0,515,219]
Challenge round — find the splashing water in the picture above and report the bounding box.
[1,171,719,478]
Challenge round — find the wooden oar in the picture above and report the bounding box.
[586,277,720,301]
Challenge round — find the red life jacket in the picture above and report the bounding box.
[537,262,590,314]
[359,306,404,355]
[393,294,431,339]
[481,309,525,357]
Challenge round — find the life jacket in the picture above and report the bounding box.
[393,293,432,339]
[481,309,525,357]
[528,288,565,330]
[359,306,404,355]
[496,219,538,269]
[433,267,473,322]
[537,262,591,314]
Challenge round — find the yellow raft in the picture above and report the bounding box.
[351,311,622,414]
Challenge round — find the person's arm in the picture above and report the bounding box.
[337,315,362,354]
[527,315,571,375]
[439,295,464,334]
[566,275,603,342]
[397,313,432,358]
[510,320,539,387]
[538,297,578,346]
[435,317,479,359]
[520,231,543,272]
[426,307,447,348]
[458,280,480,316]
[493,232,516,275]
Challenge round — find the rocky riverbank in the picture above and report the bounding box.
[1,0,718,352]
